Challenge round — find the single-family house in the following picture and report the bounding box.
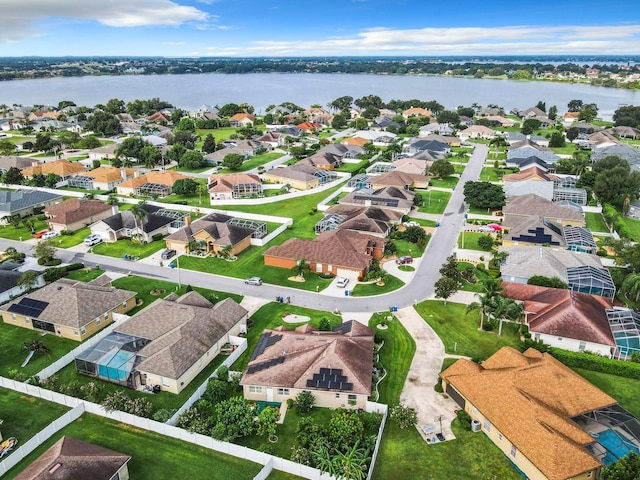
[241,321,374,409]
[68,166,135,191]
[370,170,430,189]
[402,107,432,118]
[403,139,450,157]
[371,116,404,131]
[304,107,333,125]
[316,205,402,237]
[502,283,615,357]
[302,151,342,170]
[0,156,33,173]
[391,157,430,175]
[562,111,580,125]
[503,167,558,200]
[503,194,585,227]
[517,106,548,121]
[21,159,88,180]
[263,164,336,190]
[264,229,383,279]
[44,198,113,232]
[0,270,45,304]
[208,173,263,201]
[419,123,455,137]
[1,279,136,341]
[115,170,189,197]
[146,111,170,123]
[339,186,416,214]
[295,121,322,132]
[14,436,131,480]
[256,131,286,148]
[441,347,620,480]
[87,144,117,161]
[485,115,516,127]
[458,125,496,141]
[76,293,248,393]
[504,156,552,172]
[165,212,255,256]
[507,147,560,164]
[0,189,63,222]
[592,144,640,172]
[607,126,640,139]
[341,137,371,147]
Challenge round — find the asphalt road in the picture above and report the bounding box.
[0,144,487,312]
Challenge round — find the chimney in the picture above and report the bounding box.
[111,205,119,215]
[133,170,141,178]
[120,168,128,180]
[32,160,39,167]
[185,215,192,226]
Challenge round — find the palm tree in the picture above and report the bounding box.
[466,292,493,330]
[291,259,310,279]
[196,183,207,205]
[130,202,148,244]
[504,300,525,336]
[482,277,504,299]
[489,136,507,159]
[622,273,640,302]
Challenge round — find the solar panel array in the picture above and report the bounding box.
[246,356,285,374]
[250,332,283,361]
[306,367,353,391]
[8,298,49,318]
[332,322,353,335]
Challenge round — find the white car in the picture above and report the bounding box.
[41,231,59,240]
[336,277,350,288]
[478,225,493,232]
[84,234,102,246]
[403,221,420,228]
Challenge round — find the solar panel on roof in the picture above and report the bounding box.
[318,381,330,389]
[7,298,49,318]
[250,333,271,360]
[319,367,331,375]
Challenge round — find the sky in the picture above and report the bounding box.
[1,0,640,57]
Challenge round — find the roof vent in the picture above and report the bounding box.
[48,464,62,474]
[57,286,62,290]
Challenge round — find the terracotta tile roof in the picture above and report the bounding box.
[502,283,615,346]
[118,170,188,189]
[503,167,558,182]
[14,436,130,480]
[264,229,381,271]
[21,159,87,178]
[84,166,135,183]
[116,294,247,379]
[296,121,322,131]
[229,113,256,122]
[208,173,261,193]
[441,347,616,480]
[402,107,432,117]
[503,194,584,223]
[241,320,374,395]
[45,198,111,226]
[341,137,370,147]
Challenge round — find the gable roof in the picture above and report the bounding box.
[503,167,558,183]
[99,203,176,233]
[117,170,188,189]
[241,320,374,395]
[83,166,135,183]
[503,194,584,223]
[229,113,256,122]
[505,156,552,171]
[14,436,130,480]
[45,198,112,225]
[21,159,87,178]
[208,173,261,193]
[0,189,63,214]
[115,294,247,379]
[441,347,616,480]
[3,279,136,329]
[166,212,254,246]
[499,246,602,281]
[370,170,430,188]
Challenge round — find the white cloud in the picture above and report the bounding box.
[246,24,640,55]
[0,0,210,43]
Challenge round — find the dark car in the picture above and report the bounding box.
[396,255,414,265]
[161,249,177,260]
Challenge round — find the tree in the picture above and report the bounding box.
[292,259,311,278]
[179,150,205,169]
[548,132,565,148]
[463,181,506,210]
[566,126,580,142]
[439,255,461,283]
[130,203,148,243]
[202,134,217,154]
[2,214,21,228]
[222,153,244,170]
[172,178,198,196]
[329,95,353,112]
[257,406,280,438]
[467,292,493,330]
[567,99,584,112]
[34,239,56,264]
[390,405,418,429]
[434,276,458,305]
[3,167,24,185]
[139,145,162,168]
[511,70,531,80]
[622,273,640,302]
[170,131,197,149]
[218,103,242,117]
[477,234,494,251]
[488,136,508,158]
[174,117,196,133]
[521,118,541,135]
[527,276,568,289]
[535,101,546,112]
[436,110,460,125]
[33,133,53,152]
[17,271,40,291]
[85,110,121,136]
[0,139,15,155]
[211,397,255,441]
[104,98,125,115]
[45,173,61,188]
[428,159,454,179]
[328,413,364,450]
[331,114,348,129]
[403,225,427,244]
[579,103,599,122]
[601,452,640,480]
[294,390,316,415]
[30,173,46,187]
[115,136,150,162]
[548,105,558,120]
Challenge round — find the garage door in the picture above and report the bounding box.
[445,384,466,409]
[336,268,357,278]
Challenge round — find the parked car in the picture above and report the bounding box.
[336,277,350,288]
[41,231,59,240]
[478,225,493,232]
[84,234,102,246]
[33,229,50,239]
[396,255,414,265]
[161,249,177,260]
[245,276,263,286]
[403,221,420,228]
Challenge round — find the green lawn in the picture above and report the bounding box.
[392,237,429,259]
[0,218,49,241]
[417,190,451,215]
[217,152,284,174]
[3,413,263,480]
[0,322,79,377]
[91,238,166,259]
[65,267,106,282]
[573,368,640,418]
[336,158,370,174]
[457,231,494,251]
[429,176,459,189]
[414,300,521,360]
[55,227,91,248]
[368,313,415,405]
[456,262,500,293]
[232,302,342,373]
[585,212,609,233]
[479,167,516,182]
[351,274,405,297]
[372,419,522,480]
[0,388,70,449]
[619,217,640,242]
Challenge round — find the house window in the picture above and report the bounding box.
[498,433,503,441]
[161,377,170,387]
[80,327,86,335]
[73,329,79,336]
[472,407,477,415]
[579,341,587,351]
[249,386,262,393]
[483,419,490,432]
[587,472,593,478]
[277,388,290,396]
[122,301,127,308]
[510,445,517,457]
[96,318,101,326]
[11,313,16,319]
[335,393,341,399]
[348,394,357,406]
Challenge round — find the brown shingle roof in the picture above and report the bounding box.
[208,173,261,193]
[503,194,584,223]
[14,436,130,480]
[118,170,187,189]
[441,347,616,480]
[21,159,87,178]
[503,167,558,182]
[166,212,254,246]
[84,166,135,183]
[371,171,430,188]
[241,320,374,395]
[44,198,111,226]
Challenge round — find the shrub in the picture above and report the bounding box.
[548,348,640,379]
[38,258,62,267]
[151,233,164,242]
[390,404,418,429]
[456,409,472,430]
[216,365,229,382]
[318,318,332,331]
[65,262,84,272]
[294,390,316,415]
[36,214,47,221]
[43,267,65,282]
[60,230,72,236]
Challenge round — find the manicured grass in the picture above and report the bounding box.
[468,206,498,215]
[417,190,451,215]
[0,387,70,448]
[619,216,640,242]
[0,218,49,241]
[456,262,500,293]
[55,227,91,248]
[573,368,640,418]
[65,267,106,282]
[585,212,609,233]
[372,419,522,480]
[351,274,405,297]
[91,238,166,259]
[429,176,459,189]
[0,322,79,377]
[407,217,437,227]
[392,237,428,258]
[479,167,515,182]
[369,313,415,405]
[336,158,370,174]
[232,302,343,373]
[457,231,494,251]
[3,413,263,480]
[415,300,521,360]
[218,152,284,174]
[398,265,415,272]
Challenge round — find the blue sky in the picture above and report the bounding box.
[1,0,640,56]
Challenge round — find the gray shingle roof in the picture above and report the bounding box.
[0,189,62,214]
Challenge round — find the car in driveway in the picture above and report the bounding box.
[396,255,414,265]
[336,277,350,288]
[41,231,59,240]
[245,276,263,286]
[161,249,177,260]
[33,229,50,239]
[84,234,102,246]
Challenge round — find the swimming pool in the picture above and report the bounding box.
[595,429,640,465]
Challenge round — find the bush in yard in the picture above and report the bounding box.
[211,397,255,441]
[176,407,213,435]
[403,225,427,243]
[477,234,494,251]
[257,406,280,437]
[216,364,229,382]
[318,318,331,331]
[101,390,130,412]
[290,445,313,466]
[80,381,103,403]
[390,404,418,429]
[456,409,472,430]
[328,412,364,450]
[294,390,316,414]
[548,348,640,379]
[202,379,227,403]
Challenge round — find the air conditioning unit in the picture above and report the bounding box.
[471,420,482,432]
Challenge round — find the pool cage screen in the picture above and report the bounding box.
[567,265,616,300]
[606,308,640,360]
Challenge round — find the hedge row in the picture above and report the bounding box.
[43,262,85,282]
[549,347,640,379]
[602,203,631,239]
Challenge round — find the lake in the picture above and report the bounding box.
[1,73,639,120]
